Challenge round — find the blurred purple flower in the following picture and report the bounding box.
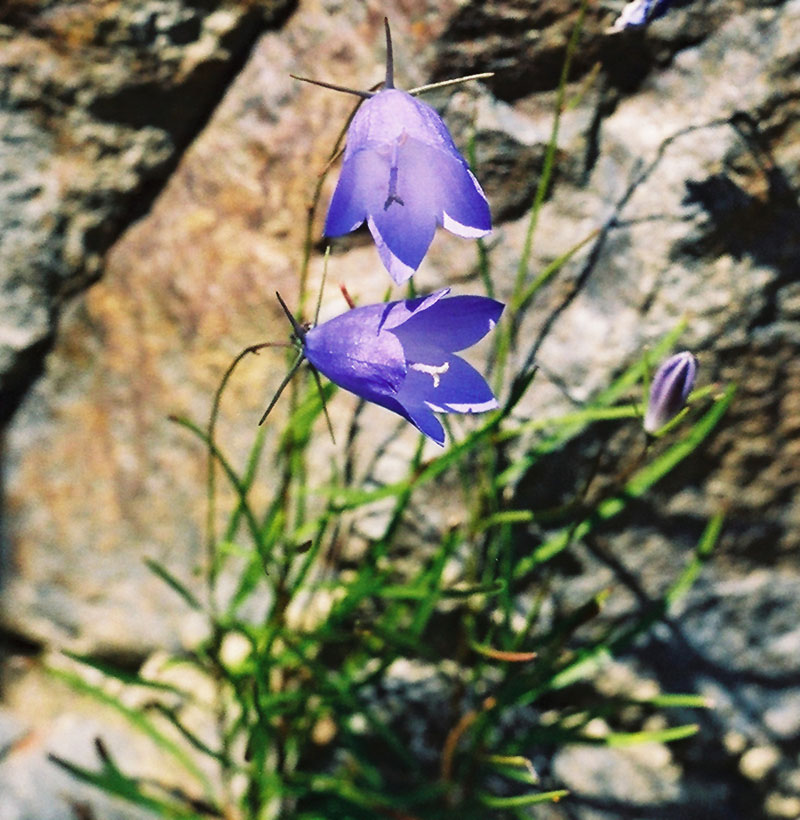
[610,0,673,31]
[644,351,698,434]
[325,89,491,283]
[303,289,503,445]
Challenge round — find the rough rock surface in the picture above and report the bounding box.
[0,0,296,425]
[1,0,799,818]
[0,705,154,820]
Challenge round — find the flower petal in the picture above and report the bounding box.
[324,150,375,237]
[611,0,672,30]
[367,214,429,285]
[348,90,464,162]
[644,351,697,434]
[347,387,446,446]
[362,139,441,282]
[379,289,449,332]
[304,305,406,397]
[398,402,446,445]
[440,164,491,238]
[392,295,504,352]
[397,353,497,416]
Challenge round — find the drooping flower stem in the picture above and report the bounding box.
[205,342,289,588]
[258,351,305,426]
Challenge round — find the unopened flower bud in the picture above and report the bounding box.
[644,351,698,434]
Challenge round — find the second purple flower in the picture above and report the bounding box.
[303,289,503,445]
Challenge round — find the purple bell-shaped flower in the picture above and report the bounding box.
[297,20,491,283]
[303,289,502,445]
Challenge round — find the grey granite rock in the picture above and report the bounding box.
[0,706,156,820]
[0,0,296,426]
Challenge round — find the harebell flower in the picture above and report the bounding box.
[294,20,491,283]
[267,289,503,446]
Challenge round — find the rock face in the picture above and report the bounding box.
[0,0,296,426]
[1,0,799,818]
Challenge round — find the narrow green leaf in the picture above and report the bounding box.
[496,405,640,447]
[170,416,264,550]
[443,579,507,598]
[626,386,735,498]
[48,666,213,795]
[485,758,539,786]
[476,509,536,530]
[603,723,699,746]
[217,424,269,577]
[282,379,336,447]
[62,651,192,699]
[588,320,689,409]
[48,755,206,819]
[145,559,204,611]
[665,508,723,605]
[516,385,734,574]
[495,323,690,488]
[644,693,713,709]
[479,789,569,808]
[149,703,229,765]
[324,412,501,512]
[540,511,724,694]
[408,529,463,636]
[517,228,600,310]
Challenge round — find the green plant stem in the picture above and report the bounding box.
[493,0,589,384]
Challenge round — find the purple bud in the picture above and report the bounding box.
[303,289,503,445]
[644,351,698,434]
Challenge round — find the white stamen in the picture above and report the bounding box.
[411,361,449,387]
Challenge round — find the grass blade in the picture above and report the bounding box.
[516,385,734,573]
[48,665,214,796]
[145,558,204,612]
[479,789,569,808]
